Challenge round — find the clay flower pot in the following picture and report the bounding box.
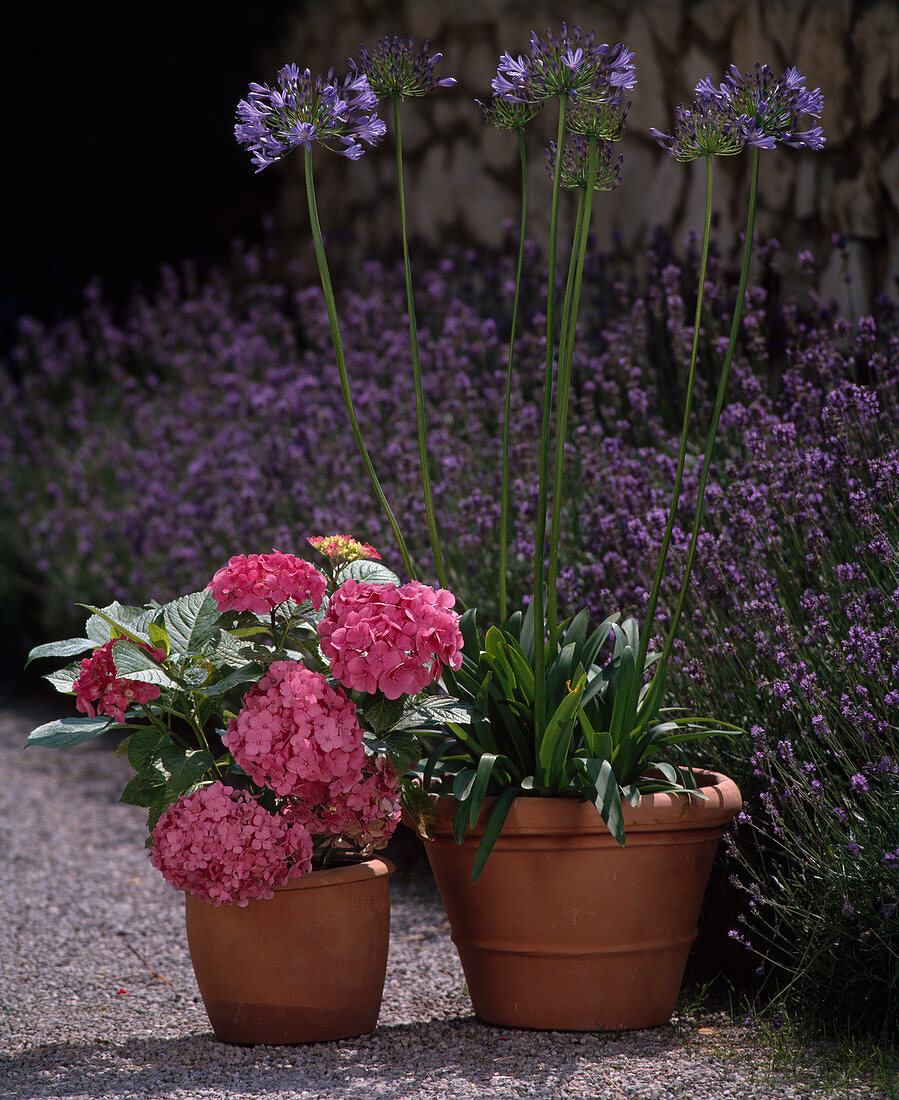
[423,771,741,1031]
[184,857,393,1044]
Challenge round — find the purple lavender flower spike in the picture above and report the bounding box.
[235,65,385,170]
[354,36,457,100]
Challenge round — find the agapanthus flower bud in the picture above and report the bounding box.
[649,99,745,162]
[566,91,630,141]
[696,63,825,151]
[545,137,623,191]
[477,94,542,132]
[235,64,386,171]
[353,37,457,100]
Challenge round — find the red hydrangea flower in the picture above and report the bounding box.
[287,754,402,851]
[150,781,313,906]
[317,579,463,699]
[223,660,366,799]
[208,551,327,615]
[73,639,166,723]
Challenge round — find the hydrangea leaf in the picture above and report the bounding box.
[26,715,114,748]
[335,559,401,587]
[162,590,222,655]
[26,638,95,666]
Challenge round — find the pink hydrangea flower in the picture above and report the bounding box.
[307,534,381,564]
[317,579,463,699]
[150,781,314,906]
[223,660,366,799]
[73,639,166,723]
[208,551,327,615]
[287,755,402,851]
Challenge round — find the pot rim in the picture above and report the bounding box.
[427,769,741,837]
[275,856,395,892]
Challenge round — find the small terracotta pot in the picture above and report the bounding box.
[184,857,393,1045]
[423,771,741,1031]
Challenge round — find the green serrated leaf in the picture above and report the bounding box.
[81,602,150,645]
[161,747,216,800]
[120,772,164,808]
[359,692,407,735]
[42,662,83,695]
[111,639,178,687]
[26,638,95,666]
[26,715,114,748]
[162,590,222,655]
[335,559,401,587]
[147,621,170,656]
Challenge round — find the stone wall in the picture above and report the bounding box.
[265,0,899,311]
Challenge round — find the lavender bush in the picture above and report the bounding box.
[2,231,896,1035]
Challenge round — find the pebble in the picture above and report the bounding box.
[0,705,888,1100]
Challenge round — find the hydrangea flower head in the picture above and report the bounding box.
[317,579,464,699]
[493,25,635,106]
[223,660,366,799]
[353,37,457,100]
[649,99,746,161]
[209,551,327,615]
[150,781,313,906]
[697,63,825,151]
[235,64,386,171]
[73,639,166,723]
[306,534,381,565]
[546,137,623,191]
[287,755,402,853]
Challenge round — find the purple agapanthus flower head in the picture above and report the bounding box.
[235,64,386,171]
[353,36,457,100]
[492,23,635,107]
[545,136,623,191]
[649,98,745,161]
[567,89,631,141]
[697,63,825,151]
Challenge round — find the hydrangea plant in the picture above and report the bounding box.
[26,539,463,905]
[234,26,825,877]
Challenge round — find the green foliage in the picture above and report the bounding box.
[435,604,737,879]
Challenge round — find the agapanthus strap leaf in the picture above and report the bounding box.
[469,752,507,827]
[25,715,114,748]
[471,786,519,883]
[583,757,625,846]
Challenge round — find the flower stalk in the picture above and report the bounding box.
[392,95,448,590]
[303,148,417,582]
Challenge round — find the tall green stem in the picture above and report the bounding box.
[658,147,761,668]
[547,135,598,650]
[303,149,416,582]
[533,94,568,737]
[498,128,529,624]
[393,96,447,589]
[635,155,714,680]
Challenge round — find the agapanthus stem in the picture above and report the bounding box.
[636,154,714,680]
[392,96,448,590]
[659,147,760,668]
[547,136,598,651]
[498,129,529,624]
[303,149,417,582]
[533,94,569,736]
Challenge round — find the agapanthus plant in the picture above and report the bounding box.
[25,540,464,905]
[233,29,824,877]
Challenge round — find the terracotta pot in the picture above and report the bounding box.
[423,771,741,1031]
[184,857,393,1044]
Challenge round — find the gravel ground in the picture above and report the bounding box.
[0,703,889,1100]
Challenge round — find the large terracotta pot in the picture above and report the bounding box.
[184,857,393,1044]
[423,771,741,1031]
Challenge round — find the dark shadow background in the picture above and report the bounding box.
[3,1,298,354]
